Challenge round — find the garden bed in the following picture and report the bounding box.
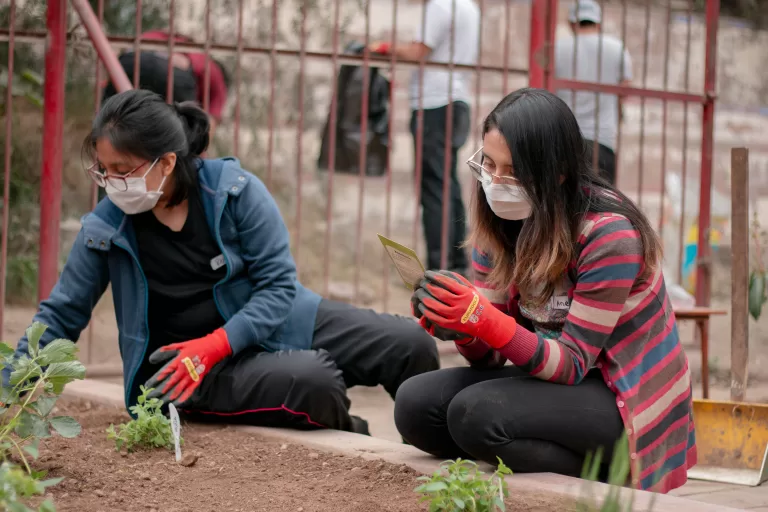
[32,399,578,512]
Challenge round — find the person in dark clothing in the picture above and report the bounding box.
[7,90,439,434]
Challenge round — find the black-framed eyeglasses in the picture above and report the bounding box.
[85,160,153,192]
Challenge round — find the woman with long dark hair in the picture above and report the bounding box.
[7,89,439,434]
[395,88,695,493]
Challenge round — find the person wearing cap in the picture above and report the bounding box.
[554,0,632,185]
[368,0,481,276]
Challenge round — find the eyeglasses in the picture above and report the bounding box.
[85,160,153,192]
[466,147,519,186]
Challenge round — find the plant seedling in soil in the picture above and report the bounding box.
[576,433,656,512]
[0,322,86,511]
[106,385,177,452]
[415,457,513,511]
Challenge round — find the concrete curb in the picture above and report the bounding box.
[62,380,747,512]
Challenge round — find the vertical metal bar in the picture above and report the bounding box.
[322,0,341,297]
[202,0,211,112]
[614,0,628,185]
[353,0,371,304]
[502,0,511,94]
[544,0,558,90]
[233,0,244,158]
[569,0,579,108]
[472,0,484,163]
[528,0,546,88]
[658,0,672,234]
[86,0,105,365]
[38,0,67,303]
[695,0,719,308]
[382,0,399,312]
[730,147,749,402]
[636,0,651,207]
[295,0,307,274]
[0,0,16,335]
[439,0,457,271]
[591,0,606,174]
[412,0,428,251]
[133,0,142,89]
[677,0,694,284]
[266,0,278,190]
[165,0,176,103]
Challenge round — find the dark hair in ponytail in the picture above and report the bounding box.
[83,89,210,207]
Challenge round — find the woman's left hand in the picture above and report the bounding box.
[417,270,518,349]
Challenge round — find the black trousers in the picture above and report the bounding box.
[411,102,471,273]
[181,299,439,432]
[585,140,617,186]
[394,366,624,478]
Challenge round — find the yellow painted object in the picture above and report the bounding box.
[689,399,768,486]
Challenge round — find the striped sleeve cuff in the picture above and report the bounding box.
[496,326,539,366]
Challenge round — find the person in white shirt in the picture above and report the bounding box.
[371,0,480,275]
[554,0,632,185]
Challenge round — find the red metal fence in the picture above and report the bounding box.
[1,0,720,363]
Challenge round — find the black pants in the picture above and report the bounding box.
[411,102,471,273]
[394,366,624,478]
[181,299,439,432]
[585,140,617,186]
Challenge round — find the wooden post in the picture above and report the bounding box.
[731,147,749,402]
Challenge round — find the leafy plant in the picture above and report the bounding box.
[0,461,59,512]
[106,386,176,452]
[576,433,656,512]
[415,458,513,512]
[0,322,85,473]
[749,211,767,320]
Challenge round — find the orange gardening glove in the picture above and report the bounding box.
[145,328,232,406]
[416,270,518,349]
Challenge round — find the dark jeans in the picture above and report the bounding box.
[585,140,617,186]
[411,102,471,273]
[180,299,439,432]
[394,366,624,478]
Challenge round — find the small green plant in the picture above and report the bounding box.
[106,385,176,452]
[577,433,656,512]
[0,461,58,512]
[749,211,768,320]
[0,322,87,512]
[415,458,513,512]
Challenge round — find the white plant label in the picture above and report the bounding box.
[168,403,182,463]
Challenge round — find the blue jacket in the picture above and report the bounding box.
[10,158,322,410]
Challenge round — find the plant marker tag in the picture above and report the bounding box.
[377,234,426,290]
[168,403,182,463]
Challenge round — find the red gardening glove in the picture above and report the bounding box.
[369,42,391,54]
[417,270,517,349]
[144,328,232,406]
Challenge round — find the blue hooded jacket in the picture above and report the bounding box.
[7,158,322,410]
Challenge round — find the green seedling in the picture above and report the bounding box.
[106,386,177,452]
[577,432,656,512]
[415,458,513,512]
[0,322,86,512]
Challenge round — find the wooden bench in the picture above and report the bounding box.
[674,307,728,399]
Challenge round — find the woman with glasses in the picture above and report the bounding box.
[394,88,695,492]
[8,89,439,434]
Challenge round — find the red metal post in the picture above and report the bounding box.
[695,0,719,307]
[165,0,176,103]
[70,0,132,92]
[1,0,16,335]
[233,0,243,158]
[38,0,67,303]
[544,0,558,91]
[133,0,142,88]
[528,0,546,88]
[295,1,308,273]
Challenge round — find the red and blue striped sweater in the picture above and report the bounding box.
[457,212,696,493]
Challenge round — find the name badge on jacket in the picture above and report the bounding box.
[210,254,226,271]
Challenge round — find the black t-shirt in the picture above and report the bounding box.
[132,185,227,388]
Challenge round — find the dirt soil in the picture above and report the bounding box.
[28,399,578,512]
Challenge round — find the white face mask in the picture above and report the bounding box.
[481,181,532,220]
[106,160,166,215]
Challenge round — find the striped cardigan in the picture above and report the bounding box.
[457,212,696,493]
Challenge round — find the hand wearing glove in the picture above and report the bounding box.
[415,270,518,349]
[411,277,472,344]
[145,328,232,407]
